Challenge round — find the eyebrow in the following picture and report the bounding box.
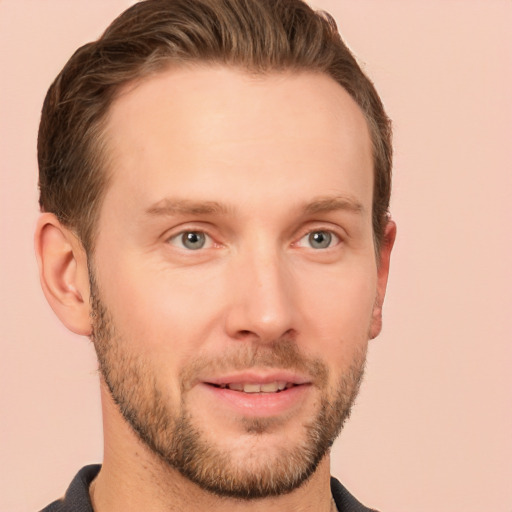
[145,195,364,218]
[145,198,231,216]
[303,196,365,215]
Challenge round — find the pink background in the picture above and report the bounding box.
[1,1,511,510]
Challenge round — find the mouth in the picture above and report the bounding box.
[198,372,311,417]
[207,381,296,393]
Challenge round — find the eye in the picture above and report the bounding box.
[297,230,339,249]
[168,231,212,250]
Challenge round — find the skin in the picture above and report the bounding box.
[35,65,395,512]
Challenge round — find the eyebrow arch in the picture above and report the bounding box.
[145,198,232,217]
[303,196,365,215]
[145,195,364,218]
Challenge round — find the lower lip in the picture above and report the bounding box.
[200,383,311,417]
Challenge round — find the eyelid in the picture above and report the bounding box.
[163,223,345,250]
[166,228,215,250]
[162,220,216,241]
[293,225,344,249]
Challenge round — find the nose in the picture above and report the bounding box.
[224,244,297,343]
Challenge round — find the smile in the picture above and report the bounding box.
[198,373,311,417]
[211,381,295,393]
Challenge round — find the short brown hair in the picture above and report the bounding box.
[38,0,392,253]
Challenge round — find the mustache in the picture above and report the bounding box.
[180,338,329,391]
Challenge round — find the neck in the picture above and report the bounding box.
[92,384,335,512]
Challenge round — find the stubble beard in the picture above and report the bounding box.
[89,276,367,500]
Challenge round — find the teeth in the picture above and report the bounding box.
[243,383,261,393]
[224,381,292,393]
[260,382,279,392]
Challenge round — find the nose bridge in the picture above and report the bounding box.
[225,235,296,341]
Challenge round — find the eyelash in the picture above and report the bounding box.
[167,230,214,250]
[295,229,341,250]
[167,227,342,251]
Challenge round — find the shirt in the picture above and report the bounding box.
[40,464,378,512]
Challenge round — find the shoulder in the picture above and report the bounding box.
[331,477,380,512]
[39,465,101,512]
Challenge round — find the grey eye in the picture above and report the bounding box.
[181,231,206,250]
[308,231,332,249]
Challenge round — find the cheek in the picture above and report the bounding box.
[295,260,377,357]
[94,253,224,362]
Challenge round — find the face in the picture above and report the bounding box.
[90,66,387,498]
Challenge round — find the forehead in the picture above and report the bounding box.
[101,65,373,216]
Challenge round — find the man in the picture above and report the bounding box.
[35,0,395,510]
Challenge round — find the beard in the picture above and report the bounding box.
[89,274,367,500]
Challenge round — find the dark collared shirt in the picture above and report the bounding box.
[40,464,378,512]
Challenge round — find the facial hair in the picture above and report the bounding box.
[89,273,367,500]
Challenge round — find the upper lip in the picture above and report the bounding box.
[201,370,311,386]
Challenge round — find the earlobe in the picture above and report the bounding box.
[34,213,92,336]
[369,219,396,340]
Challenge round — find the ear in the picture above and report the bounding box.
[34,213,92,336]
[369,219,397,340]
